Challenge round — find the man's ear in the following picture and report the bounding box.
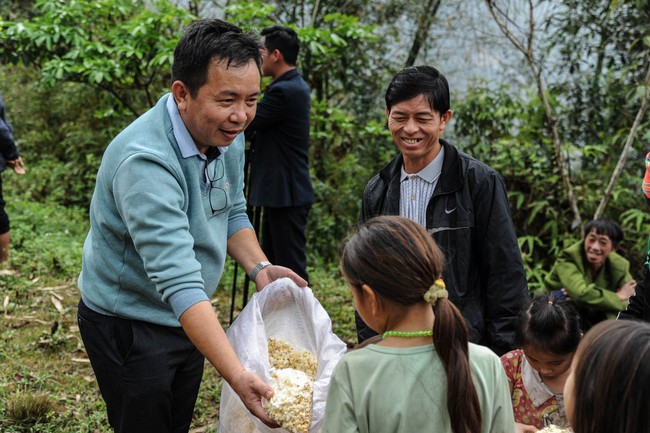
[440,110,453,128]
[273,48,283,62]
[171,81,189,111]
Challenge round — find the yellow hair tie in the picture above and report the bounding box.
[423,279,448,305]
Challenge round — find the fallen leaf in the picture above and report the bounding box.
[51,295,64,314]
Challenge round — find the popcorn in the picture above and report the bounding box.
[268,337,318,379]
[264,337,317,432]
[263,368,313,433]
[538,425,572,433]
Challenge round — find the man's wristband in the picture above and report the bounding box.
[250,261,272,282]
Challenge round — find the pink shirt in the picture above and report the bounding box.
[500,349,569,429]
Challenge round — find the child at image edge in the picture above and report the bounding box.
[322,215,514,433]
[501,294,581,432]
[564,320,650,433]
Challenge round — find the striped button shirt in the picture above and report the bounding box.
[399,147,445,228]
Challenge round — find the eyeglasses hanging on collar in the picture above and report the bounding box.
[205,158,228,215]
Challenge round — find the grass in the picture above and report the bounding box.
[0,189,356,432]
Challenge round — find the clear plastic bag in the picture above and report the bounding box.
[218,278,347,433]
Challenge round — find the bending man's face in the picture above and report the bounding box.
[174,59,261,153]
[386,94,452,173]
[583,229,615,272]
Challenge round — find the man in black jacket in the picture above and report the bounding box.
[246,25,313,281]
[358,66,528,355]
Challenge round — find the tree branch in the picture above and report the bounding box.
[484,0,582,227]
[404,0,442,67]
[594,61,650,219]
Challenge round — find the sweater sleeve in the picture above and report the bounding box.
[226,135,253,238]
[112,153,205,303]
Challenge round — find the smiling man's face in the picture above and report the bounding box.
[386,94,452,173]
[584,228,616,273]
[174,58,260,153]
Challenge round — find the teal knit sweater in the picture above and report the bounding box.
[79,94,251,327]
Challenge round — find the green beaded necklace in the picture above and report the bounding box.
[382,330,433,339]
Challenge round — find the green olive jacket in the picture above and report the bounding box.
[545,240,632,328]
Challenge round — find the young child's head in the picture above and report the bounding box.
[340,215,445,316]
[514,294,581,381]
[582,219,623,272]
[340,216,482,433]
[565,320,650,433]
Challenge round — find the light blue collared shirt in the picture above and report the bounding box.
[399,147,445,228]
[166,94,229,182]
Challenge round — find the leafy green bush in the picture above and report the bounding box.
[453,82,650,294]
[5,196,88,281]
[307,100,393,263]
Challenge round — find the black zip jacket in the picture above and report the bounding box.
[360,140,529,355]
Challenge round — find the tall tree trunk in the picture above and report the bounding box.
[405,0,442,67]
[594,62,650,219]
[485,0,582,228]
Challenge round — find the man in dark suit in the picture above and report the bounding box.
[246,25,313,281]
[0,91,26,263]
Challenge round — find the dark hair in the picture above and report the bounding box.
[570,320,650,433]
[261,25,300,66]
[513,294,581,354]
[583,218,623,246]
[171,19,262,97]
[385,65,450,114]
[340,216,481,433]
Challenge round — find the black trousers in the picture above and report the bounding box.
[261,204,310,282]
[0,174,9,234]
[77,300,204,433]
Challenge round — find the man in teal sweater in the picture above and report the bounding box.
[545,219,635,330]
[77,19,305,433]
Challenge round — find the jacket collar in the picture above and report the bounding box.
[436,139,463,194]
[270,68,300,85]
[379,139,464,195]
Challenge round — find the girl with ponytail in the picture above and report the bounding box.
[323,216,514,433]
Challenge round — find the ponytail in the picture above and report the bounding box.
[433,298,481,433]
[340,216,482,433]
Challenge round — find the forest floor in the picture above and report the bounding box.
[0,260,356,432]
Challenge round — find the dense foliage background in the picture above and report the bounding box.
[2,0,650,282]
[1,0,649,430]
[2,0,649,279]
